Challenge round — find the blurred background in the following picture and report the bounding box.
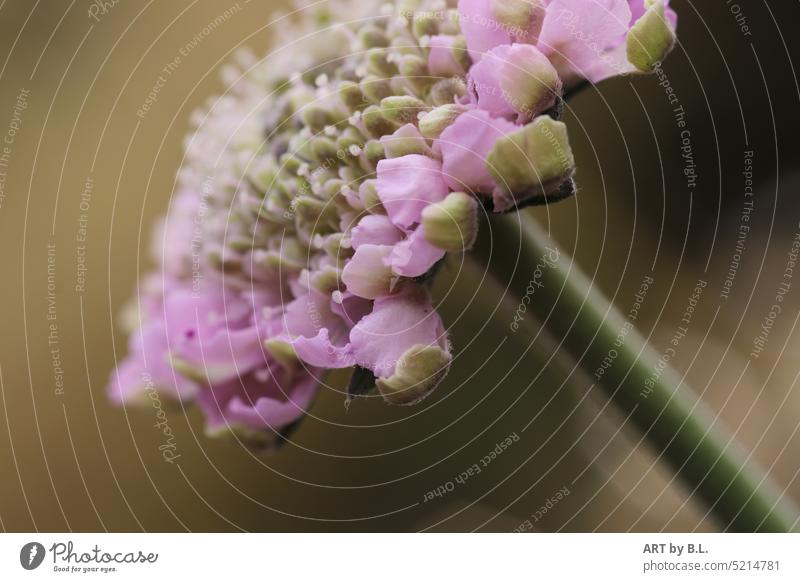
[0,0,799,532]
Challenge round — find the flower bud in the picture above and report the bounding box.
[418,104,468,140]
[499,44,561,121]
[359,179,385,214]
[627,0,676,73]
[421,191,479,252]
[310,136,340,164]
[377,344,451,405]
[360,75,394,103]
[380,95,428,126]
[364,140,387,168]
[367,47,398,77]
[428,77,467,106]
[413,12,440,38]
[301,105,333,132]
[490,0,546,44]
[381,123,433,158]
[338,80,366,110]
[398,54,434,95]
[363,105,401,137]
[487,115,575,212]
[359,24,389,48]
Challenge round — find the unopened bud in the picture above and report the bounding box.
[398,54,434,95]
[500,44,561,120]
[339,80,366,110]
[491,0,546,43]
[421,192,479,252]
[381,123,433,158]
[367,47,398,77]
[418,104,467,140]
[363,105,401,137]
[380,95,428,126]
[627,1,676,73]
[360,75,394,103]
[429,77,467,106]
[359,24,389,48]
[377,344,451,405]
[487,116,575,212]
[359,180,385,214]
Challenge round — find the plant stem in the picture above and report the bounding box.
[473,211,799,532]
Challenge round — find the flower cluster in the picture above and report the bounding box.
[109,0,676,449]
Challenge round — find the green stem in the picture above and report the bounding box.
[473,211,799,532]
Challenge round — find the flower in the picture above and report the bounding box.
[460,0,677,87]
[109,0,676,449]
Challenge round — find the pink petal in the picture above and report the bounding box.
[376,155,450,229]
[439,108,517,194]
[385,227,446,278]
[198,369,318,434]
[468,45,518,120]
[539,0,633,83]
[427,35,465,78]
[350,215,404,249]
[458,0,513,59]
[350,287,448,378]
[292,328,355,368]
[341,244,395,299]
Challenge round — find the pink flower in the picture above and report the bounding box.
[439,108,518,194]
[376,154,450,229]
[109,279,320,446]
[458,0,548,60]
[427,35,467,78]
[460,0,677,86]
[287,284,451,405]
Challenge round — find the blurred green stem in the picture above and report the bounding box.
[473,211,799,532]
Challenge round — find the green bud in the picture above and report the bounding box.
[627,1,676,73]
[364,140,386,168]
[439,9,462,36]
[359,179,385,214]
[359,24,390,48]
[336,126,366,154]
[500,44,561,120]
[422,192,479,252]
[429,77,467,106]
[380,95,428,126]
[263,339,299,376]
[246,159,278,194]
[294,195,338,224]
[311,136,340,164]
[398,54,434,96]
[360,75,394,103]
[487,116,575,211]
[303,104,343,132]
[321,178,345,200]
[339,80,366,110]
[381,123,432,158]
[309,264,343,292]
[363,105,400,138]
[491,0,545,41]
[205,247,243,274]
[377,344,451,406]
[367,48,398,77]
[418,104,467,140]
[413,13,440,38]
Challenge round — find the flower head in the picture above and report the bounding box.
[110,0,676,448]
